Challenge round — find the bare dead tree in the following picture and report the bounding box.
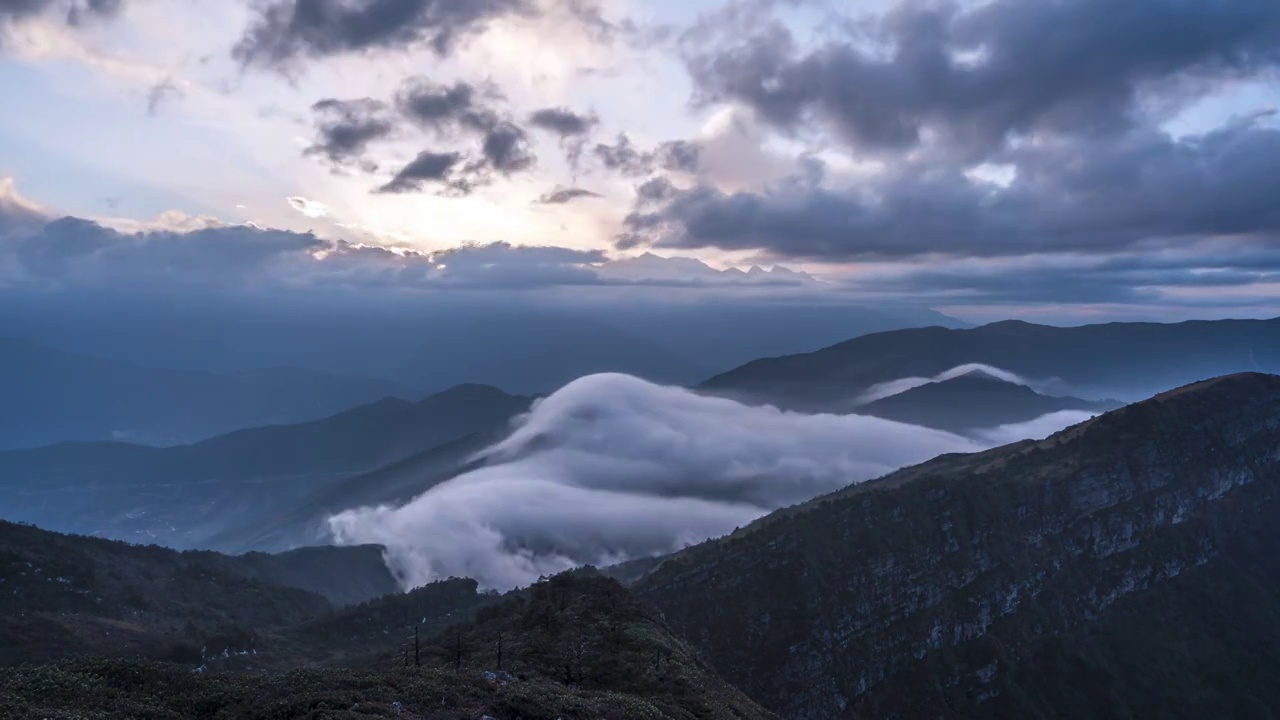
[497,631,503,672]
[414,625,420,668]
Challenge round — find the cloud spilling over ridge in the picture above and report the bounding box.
[973,410,1098,447]
[856,363,1041,404]
[328,372,1093,590]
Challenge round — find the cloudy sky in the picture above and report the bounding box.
[2,0,1279,323]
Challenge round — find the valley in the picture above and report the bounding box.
[4,363,1280,717]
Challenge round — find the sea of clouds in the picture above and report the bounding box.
[329,371,1095,590]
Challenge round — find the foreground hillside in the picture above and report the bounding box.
[0,521,396,666]
[0,655,771,720]
[637,372,1280,718]
[0,520,772,719]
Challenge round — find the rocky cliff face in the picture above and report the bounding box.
[635,373,1280,718]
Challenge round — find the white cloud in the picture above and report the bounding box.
[94,209,227,233]
[973,410,1097,446]
[857,363,1042,404]
[287,196,331,219]
[328,372,1094,590]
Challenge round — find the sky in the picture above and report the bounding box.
[1,0,1280,324]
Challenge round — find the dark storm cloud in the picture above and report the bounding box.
[686,0,1280,159]
[528,107,598,169]
[374,149,463,194]
[0,0,123,41]
[528,107,598,137]
[396,79,502,133]
[0,215,615,291]
[305,98,397,172]
[64,0,120,24]
[536,186,602,204]
[481,121,534,172]
[594,134,702,177]
[7,217,323,286]
[658,140,701,173]
[0,0,118,20]
[849,251,1280,306]
[621,119,1280,260]
[379,77,535,194]
[595,134,653,176]
[0,181,48,235]
[232,0,530,71]
[3,208,1274,308]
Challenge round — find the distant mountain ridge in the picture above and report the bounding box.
[0,293,962,402]
[0,383,530,549]
[0,337,403,451]
[702,318,1280,411]
[636,372,1280,717]
[856,371,1120,432]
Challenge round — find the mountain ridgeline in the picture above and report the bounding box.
[635,372,1280,718]
[5,314,1280,718]
[703,318,1280,411]
[855,370,1120,433]
[0,384,530,550]
[0,337,403,451]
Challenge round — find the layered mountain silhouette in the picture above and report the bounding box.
[635,372,1280,717]
[0,519,396,666]
[7,373,1280,718]
[703,318,1280,411]
[856,370,1121,433]
[3,292,960,400]
[208,430,497,553]
[0,337,403,451]
[0,384,530,549]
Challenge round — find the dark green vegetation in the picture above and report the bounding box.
[211,544,399,608]
[0,520,401,665]
[0,336,400,451]
[428,572,770,719]
[0,656,770,720]
[636,372,1280,718]
[703,317,1280,411]
[0,523,774,719]
[857,371,1119,433]
[0,384,528,550]
[278,577,498,667]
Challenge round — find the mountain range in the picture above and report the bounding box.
[0,384,529,549]
[703,318,1280,411]
[6,373,1280,717]
[0,293,961,406]
[0,337,403,451]
[4,316,1278,558]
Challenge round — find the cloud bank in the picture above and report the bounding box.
[328,372,1093,590]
